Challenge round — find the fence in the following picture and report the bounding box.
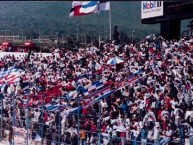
[0,35,26,43]
[0,67,187,145]
[0,93,185,145]
[0,117,184,145]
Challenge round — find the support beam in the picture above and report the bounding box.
[161,20,181,40]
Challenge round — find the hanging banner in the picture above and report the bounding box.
[12,127,31,144]
[0,52,59,59]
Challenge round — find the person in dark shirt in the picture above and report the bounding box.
[113,25,120,44]
[64,132,71,144]
[8,122,13,145]
[4,84,8,94]
[3,107,9,118]
[71,132,78,145]
[178,123,185,144]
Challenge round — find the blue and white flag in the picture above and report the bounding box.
[0,68,24,85]
[70,1,110,17]
[70,1,98,17]
[79,1,99,14]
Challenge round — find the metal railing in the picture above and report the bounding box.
[0,113,185,145]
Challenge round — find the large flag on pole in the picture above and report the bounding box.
[70,1,110,17]
[70,1,99,17]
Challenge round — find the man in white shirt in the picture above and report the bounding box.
[170,98,179,109]
[143,109,156,124]
[147,128,154,142]
[1,82,6,94]
[131,128,140,145]
[153,125,160,145]
[160,126,172,145]
[33,109,40,122]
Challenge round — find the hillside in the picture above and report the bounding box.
[0,1,190,40]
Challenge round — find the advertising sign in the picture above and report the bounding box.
[141,1,163,19]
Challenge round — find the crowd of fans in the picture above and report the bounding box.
[0,34,193,145]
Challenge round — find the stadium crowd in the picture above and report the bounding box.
[0,34,193,145]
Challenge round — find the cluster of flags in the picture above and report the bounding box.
[70,1,110,17]
[0,68,24,85]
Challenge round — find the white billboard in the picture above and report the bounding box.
[141,1,163,19]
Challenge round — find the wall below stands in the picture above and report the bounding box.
[0,52,59,59]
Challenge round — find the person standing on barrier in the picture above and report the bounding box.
[8,122,13,145]
[187,123,193,145]
[131,128,140,145]
[51,129,57,145]
[153,125,160,145]
[141,125,148,145]
[160,126,173,145]
[45,130,52,145]
[71,132,78,145]
[147,127,154,144]
[31,123,37,144]
[178,123,185,144]
[80,129,86,145]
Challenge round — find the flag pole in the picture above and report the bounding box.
[109,2,112,41]
[98,3,101,48]
[99,34,101,47]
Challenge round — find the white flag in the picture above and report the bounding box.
[99,1,110,11]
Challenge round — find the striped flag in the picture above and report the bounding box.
[0,68,24,85]
[70,1,99,17]
[70,1,110,17]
